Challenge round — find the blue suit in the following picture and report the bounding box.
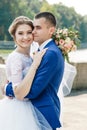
[6,40,64,129]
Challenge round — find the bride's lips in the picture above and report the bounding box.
[22,40,31,44]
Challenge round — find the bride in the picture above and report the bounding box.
[0,16,52,130]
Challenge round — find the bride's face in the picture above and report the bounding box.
[15,24,33,48]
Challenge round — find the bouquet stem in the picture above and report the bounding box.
[64,53,69,63]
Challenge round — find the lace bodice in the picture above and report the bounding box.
[6,51,32,87]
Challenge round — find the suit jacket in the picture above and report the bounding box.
[6,40,64,129]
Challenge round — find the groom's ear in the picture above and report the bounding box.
[49,27,55,35]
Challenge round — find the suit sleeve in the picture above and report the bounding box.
[5,82,15,97]
[25,50,60,99]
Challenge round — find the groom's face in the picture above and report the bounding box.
[32,17,54,45]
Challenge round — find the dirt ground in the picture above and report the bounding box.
[62,90,87,130]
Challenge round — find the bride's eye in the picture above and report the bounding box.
[18,32,23,35]
[27,31,32,34]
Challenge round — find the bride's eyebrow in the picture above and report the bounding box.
[34,25,42,29]
[18,29,32,32]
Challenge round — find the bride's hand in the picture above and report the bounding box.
[32,48,48,69]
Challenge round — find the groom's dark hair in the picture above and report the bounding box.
[34,12,56,27]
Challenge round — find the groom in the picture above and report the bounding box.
[5,12,64,130]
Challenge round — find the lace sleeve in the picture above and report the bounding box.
[6,53,23,88]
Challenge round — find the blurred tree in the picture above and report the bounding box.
[0,0,38,40]
[54,3,81,29]
[0,0,87,44]
[0,0,13,40]
[80,16,87,43]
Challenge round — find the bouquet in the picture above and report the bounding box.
[52,27,80,62]
[52,27,80,96]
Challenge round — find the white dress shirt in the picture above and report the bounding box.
[39,38,52,50]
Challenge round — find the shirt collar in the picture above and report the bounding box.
[39,38,52,50]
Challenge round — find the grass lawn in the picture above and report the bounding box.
[0,49,13,54]
[0,50,13,61]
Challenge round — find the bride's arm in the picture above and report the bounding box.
[14,49,47,100]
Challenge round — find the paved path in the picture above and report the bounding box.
[62,90,87,130]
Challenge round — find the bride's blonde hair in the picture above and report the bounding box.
[8,16,34,38]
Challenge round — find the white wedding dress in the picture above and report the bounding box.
[0,51,52,130]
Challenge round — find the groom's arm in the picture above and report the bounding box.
[25,50,64,99]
